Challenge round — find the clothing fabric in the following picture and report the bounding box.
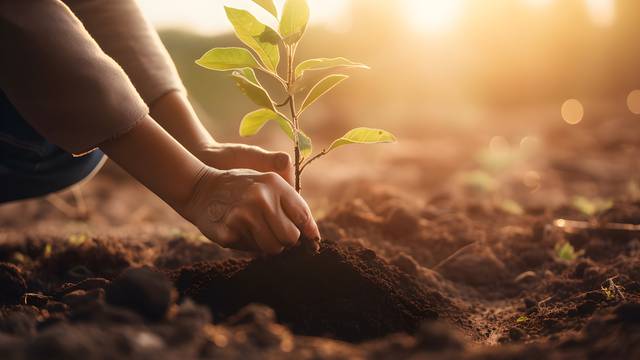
[0,0,184,155]
[0,90,105,203]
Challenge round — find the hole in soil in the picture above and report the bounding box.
[173,240,460,342]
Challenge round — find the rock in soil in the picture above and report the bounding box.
[0,263,27,305]
[174,240,455,342]
[106,267,175,321]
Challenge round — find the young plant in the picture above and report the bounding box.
[195,0,396,192]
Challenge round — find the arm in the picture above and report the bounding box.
[66,0,294,183]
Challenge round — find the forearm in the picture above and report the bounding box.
[150,91,215,153]
[98,115,206,210]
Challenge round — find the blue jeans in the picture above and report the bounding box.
[0,90,105,203]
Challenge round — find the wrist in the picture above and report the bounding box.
[99,115,207,212]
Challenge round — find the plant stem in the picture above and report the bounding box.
[285,44,301,192]
[299,149,327,173]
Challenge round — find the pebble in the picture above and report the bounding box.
[106,267,175,321]
[0,263,27,305]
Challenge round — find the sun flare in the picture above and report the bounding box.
[404,0,464,34]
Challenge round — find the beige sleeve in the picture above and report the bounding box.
[64,0,186,107]
[0,0,149,155]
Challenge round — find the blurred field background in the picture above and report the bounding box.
[143,0,640,136]
[132,0,640,208]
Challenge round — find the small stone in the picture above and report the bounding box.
[584,291,606,303]
[227,304,276,327]
[514,271,537,284]
[390,253,419,276]
[45,301,69,314]
[383,207,420,236]
[508,327,525,341]
[21,293,49,308]
[416,321,464,351]
[106,267,175,321]
[0,263,27,305]
[58,278,110,296]
[62,288,104,308]
[523,298,537,309]
[614,303,640,323]
[576,301,598,316]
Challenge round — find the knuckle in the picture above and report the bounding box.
[294,210,311,227]
[260,171,280,184]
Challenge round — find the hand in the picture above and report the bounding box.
[182,167,320,255]
[196,143,294,185]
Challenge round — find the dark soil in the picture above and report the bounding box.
[173,240,453,342]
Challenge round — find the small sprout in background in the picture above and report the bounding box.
[68,233,88,247]
[195,0,396,192]
[476,136,520,173]
[516,315,529,323]
[499,199,524,216]
[460,170,496,193]
[572,196,613,217]
[601,276,625,301]
[10,252,27,265]
[43,243,52,258]
[554,241,584,261]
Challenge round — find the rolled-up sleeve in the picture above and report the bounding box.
[65,0,186,107]
[0,0,149,154]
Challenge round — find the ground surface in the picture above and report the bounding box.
[1,106,640,359]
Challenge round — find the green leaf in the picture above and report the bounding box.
[237,108,311,159]
[231,69,274,110]
[195,47,260,71]
[295,57,370,78]
[299,74,348,113]
[224,7,280,71]
[297,130,312,159]
[327,127,396,152]
[239,108,289,137]
[279,0,309,44]
[250,0,278,18]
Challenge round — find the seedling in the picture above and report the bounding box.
[196,0,396,191]
[554,241,584,261]
[601,276,625,301]
[572,196,612,217]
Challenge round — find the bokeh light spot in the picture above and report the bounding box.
[561,99,584,125]
[523,170,541,190]
[489,136,509,152]
[585,0,616,27]
[626,89,640,115]
[405,0,463,34]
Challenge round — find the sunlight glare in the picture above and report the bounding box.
[404,0,463,34]
[522,0,554,9]
[561,99,584,125]
[627,90,640,115]
[585,0,616,27]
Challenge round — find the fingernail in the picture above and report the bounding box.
[303,236,320,254]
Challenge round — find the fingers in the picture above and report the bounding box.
[229,206,283,255]
[249,215,286,255]
[207,144,294,186]
[262,198,301,248]
[280,188,321,242]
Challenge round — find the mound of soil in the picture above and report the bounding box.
[174,240,456,342]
